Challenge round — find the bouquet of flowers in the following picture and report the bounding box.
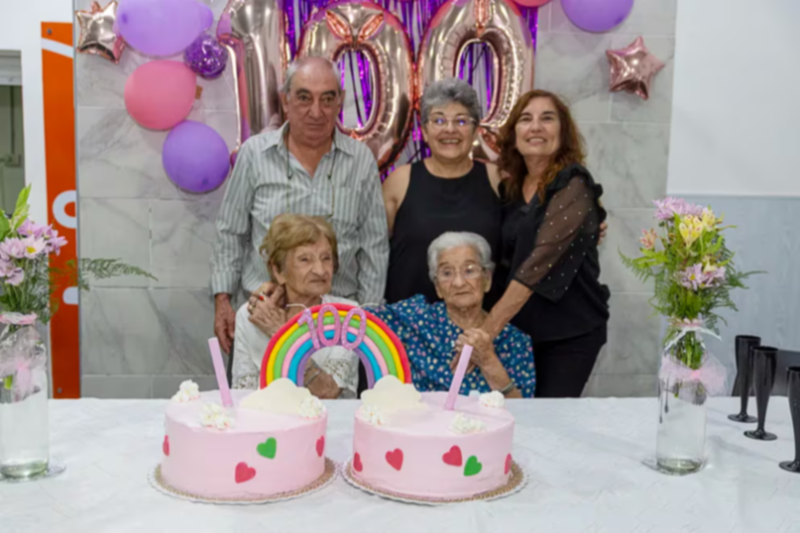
[0,185,154,400]
[621,197,754,396]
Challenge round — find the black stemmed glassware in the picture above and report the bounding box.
[745,346,778,441]
[729,335,761,423]
[779,367,800,473]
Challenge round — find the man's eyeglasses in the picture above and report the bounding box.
[436,264,484,283]
[427,116,476,130]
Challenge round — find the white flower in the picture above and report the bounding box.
[479,391,505,408]
[171,380,200,402]
[298,396,326,419]
[450,413,486,434]
[358,404,387,426]
[200,402,235,430]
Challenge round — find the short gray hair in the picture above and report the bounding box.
[281,56,342,97]
[420,78,482,125]
[427,232,495,282]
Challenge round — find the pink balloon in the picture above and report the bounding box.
[124,60,197,130]
[514,0,551,7]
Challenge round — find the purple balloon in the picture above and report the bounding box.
[163,121,231,193]
[184,34,229,79]
[117,0,214,57]
[561,0,634,33]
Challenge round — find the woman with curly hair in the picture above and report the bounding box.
[458,90,610,398]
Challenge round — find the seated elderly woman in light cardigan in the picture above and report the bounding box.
[231,214,359,398]
[370,232,535,398]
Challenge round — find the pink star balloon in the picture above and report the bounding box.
[605,36,665,100]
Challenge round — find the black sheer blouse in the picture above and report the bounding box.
[498,164,610,342]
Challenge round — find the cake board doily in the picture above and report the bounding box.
[148,457,337,505]
[341,459,528,506]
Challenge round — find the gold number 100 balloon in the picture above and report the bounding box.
[221,0,535,171]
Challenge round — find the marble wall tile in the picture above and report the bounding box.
[81,288,216,376]
[581,122,669,209]
[534,31,612,122]
[152,375,218,399]
[598,208,657,293]
[592,293,661,375]
[583,374,658,398]
[610,36,675,124]
[77,107,170,199]
[550,0,677,36]
[150,199,218,289]
[537,2,551,33]
[79,198,151,288]
[82,376,152,399]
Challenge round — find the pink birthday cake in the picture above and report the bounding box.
[351,377,515,499]
[160,380,327,499]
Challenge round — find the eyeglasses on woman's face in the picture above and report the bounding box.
[436,263,484,284]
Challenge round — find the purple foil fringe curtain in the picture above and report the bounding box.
[287,0,538,173]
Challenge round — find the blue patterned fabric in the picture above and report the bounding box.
[369,295,536,397]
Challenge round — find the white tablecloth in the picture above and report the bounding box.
[2,398,799,533]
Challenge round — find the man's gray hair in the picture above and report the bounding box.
[420,78,482,125]
[281,56,342,97]
[428,232,495,282]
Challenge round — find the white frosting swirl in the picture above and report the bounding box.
[450,413,487,434]
[171,380,200,402]
[358,404,387,426]
[200,402,235,430]
[480,390,505,408]
[298,396,326,419]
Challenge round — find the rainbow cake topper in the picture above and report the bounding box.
[260,303,411,389]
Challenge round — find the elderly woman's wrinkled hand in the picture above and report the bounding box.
[248,285,287,338]
[451,328,497,374]
[249,281,280,310]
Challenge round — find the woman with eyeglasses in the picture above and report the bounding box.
[382,78,504,307]
[369,232,535,398]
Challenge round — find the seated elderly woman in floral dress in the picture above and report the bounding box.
[370,232,535,398]
[231,214,359,398]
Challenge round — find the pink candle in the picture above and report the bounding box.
[208,337,233,408]
[444,345,473,410]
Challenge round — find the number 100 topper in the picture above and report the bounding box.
[260,303,411,389]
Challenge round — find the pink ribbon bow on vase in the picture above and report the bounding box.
[0,324,46,402]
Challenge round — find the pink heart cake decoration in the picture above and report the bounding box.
[316,436,325,457]
[385,448,403,471]
[353,452,363,472]
[505,454,512,475]
[442,445,462,467]
[162,435,169,456]
[235,462,256,483]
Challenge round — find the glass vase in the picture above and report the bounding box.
[656,375,707,474]
[0,325,50,479]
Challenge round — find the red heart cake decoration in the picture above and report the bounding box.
[316,436,325,457]
[442,445,462,467]
[353,452,363,472]
[505,454,512,475]
[235,462,256,484]
[162,436,170,456]
[385,449,403,471]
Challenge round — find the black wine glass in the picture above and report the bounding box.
[729,335,761,423]
[779,367,800,473]
[745,346,778,441]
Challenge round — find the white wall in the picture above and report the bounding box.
[0,0,73,225]
[668,0,800,197]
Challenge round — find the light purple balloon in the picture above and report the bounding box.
[562,0,634,33]
[117,0,214,57]
[163,121,231,193]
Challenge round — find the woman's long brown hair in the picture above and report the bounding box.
[498,90,586,203]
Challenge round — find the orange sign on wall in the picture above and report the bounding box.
[41,22,80,398]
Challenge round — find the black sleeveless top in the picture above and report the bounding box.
[385,161,502,305]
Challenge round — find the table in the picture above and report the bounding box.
[2,398,799,533]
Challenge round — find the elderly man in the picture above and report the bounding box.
[211,56,389,354]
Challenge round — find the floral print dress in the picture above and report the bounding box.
[369,295,536,398]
